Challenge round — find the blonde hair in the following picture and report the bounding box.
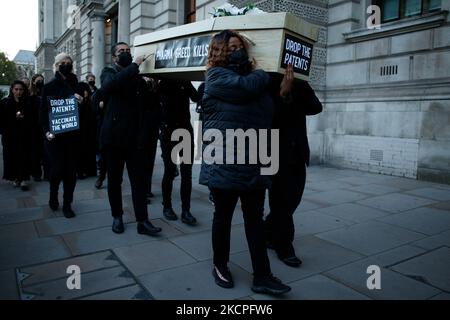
[53,52,73,72]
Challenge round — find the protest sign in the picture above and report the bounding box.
[48,95,79,135]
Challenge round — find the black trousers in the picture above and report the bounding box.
[147,126,159,194]
[210,187,271,278]
[105,146,149,222]
[265,164,306,258]
[160,126,193,211]
[97,149,107,180]
[46,140,78,205]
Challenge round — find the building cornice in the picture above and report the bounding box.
[343,10,448,43]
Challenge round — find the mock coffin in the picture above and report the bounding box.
[133,12,319,81]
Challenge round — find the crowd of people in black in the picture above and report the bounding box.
[0,30,322,296]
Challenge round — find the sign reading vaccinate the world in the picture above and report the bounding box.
[280,34,313,76]
[155,35,211,69]
[48,95,79,135]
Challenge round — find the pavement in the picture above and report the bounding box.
[1,147,450,300]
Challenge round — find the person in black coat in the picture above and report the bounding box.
[200,30,291,296]
[100,42,161,236]
[0,80,33,190]
[77,81,98,179]
[264,65,323,267]
[91,88,107,189]
[159,79,200,225]
[40,53,84,218]
[29,74,46,182]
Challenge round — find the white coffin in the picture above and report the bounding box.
[133,12,319,81]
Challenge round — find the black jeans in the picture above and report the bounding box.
[160,126,193,211]
[210,187,271,278]
[104,146,149,222]
[46,140,78,205]
[265,164,306,258]
[147,126,159,194]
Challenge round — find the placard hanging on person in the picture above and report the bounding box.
[48,95,80,135]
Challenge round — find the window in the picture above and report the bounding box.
[185,0,196,23]
[374,0,441,22]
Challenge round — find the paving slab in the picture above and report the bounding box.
[35,211,112,237]
[294,210,354,237]
[316,221,425,255]
[139,260,254,300]
[62,220,182,256]
[0,237,71,271]
[405,188,450,201]
[306,180,356,192]
[0,207,54,225]
[19,251,120,287]
[356,193,437,213]
[230,235,364,283]
[344,183,402,196]
[0,269,19,299]
[316,203,391,223]
[251,274,371,300]
[430,293,450,300]
[370,245,427,267]
[20,266,135,300]
[169,225,247,261]
[113,239,197,276]
[0,221,39,242]
[412,230,450,250]
[324,258,440,300]
[390,247,450,292]
[377,207,450,235]
[304,189,369,206]
[81,284,152,300]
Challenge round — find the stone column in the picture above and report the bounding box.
[61,0,68,32]
[90,12,106,83]
[118,0,130,44]
[43,0,54,41]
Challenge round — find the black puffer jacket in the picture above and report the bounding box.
[100,63,157,149]
[199,67,274,190]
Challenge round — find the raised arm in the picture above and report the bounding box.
[100,63,140,95]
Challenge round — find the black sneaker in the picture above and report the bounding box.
[49,198,59,211]
[163,207,178,221]
[112,217,125,234]
[94,177,104,189]
[212,265,234,289]
[252,274,291,296]
[62,205,76,219]
[181,210,197,226]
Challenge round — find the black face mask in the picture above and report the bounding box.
[35,81,44,90]
[88,80,95,87]
[59,63,73,76]
[227,48,251,74]
[117,52,132,67]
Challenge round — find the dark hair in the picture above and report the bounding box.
[9,80,29,98]
[85,73,95,81]
[206,30,251,69]
[29,73,44,96]
[111,42,129,56]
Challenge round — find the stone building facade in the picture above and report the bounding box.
[35,0,450,183]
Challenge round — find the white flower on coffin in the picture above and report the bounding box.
[211,2,265,17]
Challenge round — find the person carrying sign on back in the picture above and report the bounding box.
[40,53,84,218]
